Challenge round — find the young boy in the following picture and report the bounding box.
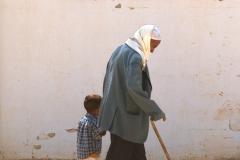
[77,94,105,160]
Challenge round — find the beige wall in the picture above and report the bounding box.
[1,0,240,159]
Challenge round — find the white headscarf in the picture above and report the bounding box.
[125,25,161,69]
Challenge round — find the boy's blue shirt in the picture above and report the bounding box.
[77,113,102,159]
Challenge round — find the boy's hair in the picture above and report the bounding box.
[84,94,102,113]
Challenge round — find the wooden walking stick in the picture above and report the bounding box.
[151,121,171,160]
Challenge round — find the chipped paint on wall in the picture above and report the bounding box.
[215,101,240,132]
[229,116,240,132]
[33,145,41,150]
[215,101,240,122]
[65,128,78,133]
[114,3,121,8]
[36,132,56,140]
[0,151,5,160]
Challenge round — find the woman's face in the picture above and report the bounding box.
[150,39,161,53]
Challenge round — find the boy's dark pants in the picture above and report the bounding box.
[106,134,147,160]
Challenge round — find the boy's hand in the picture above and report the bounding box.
[99,130,106,136]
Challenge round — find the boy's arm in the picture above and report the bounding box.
[91,125,105,140]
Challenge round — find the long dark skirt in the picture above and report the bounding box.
[106,134,147,160]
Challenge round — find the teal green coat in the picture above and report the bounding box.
[98,44,165,144]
